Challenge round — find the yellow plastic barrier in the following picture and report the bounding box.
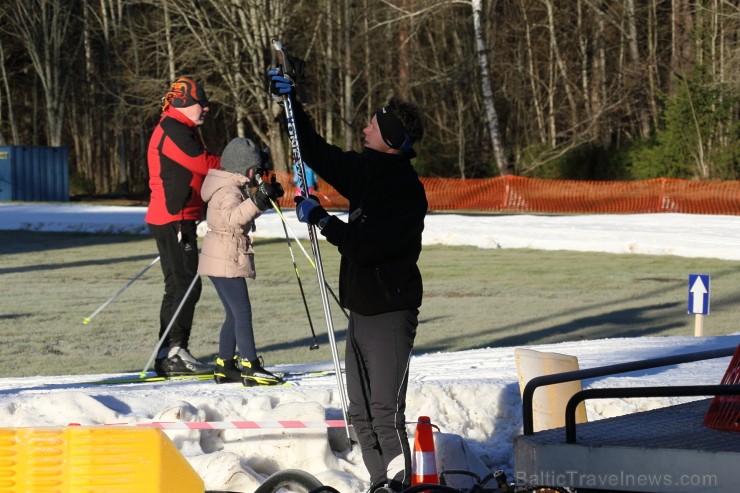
[0,427,204,493]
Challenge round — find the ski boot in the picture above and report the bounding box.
[241,357,284,386]
[156,347,211,376]
[214,356,241,384]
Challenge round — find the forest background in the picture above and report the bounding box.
[0,0,738,197]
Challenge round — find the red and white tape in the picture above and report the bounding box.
[101,419,347,430]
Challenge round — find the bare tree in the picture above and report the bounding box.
[471,0,508,175]
[0,38,19,145]
[520,0,547,144]
[541,0,579,133]
[161,0,300,168]
[671,0,695,92]
[342,0,354,150]
[646,0,661,130]
[322,0,336,144]
[162,0,176,82]
[5,0,80,147]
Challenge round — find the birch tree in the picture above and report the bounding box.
[471,0,508,175]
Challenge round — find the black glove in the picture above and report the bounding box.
[253,174,285,211]
[295,195,328,226]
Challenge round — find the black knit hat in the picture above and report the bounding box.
[220,138,262,176]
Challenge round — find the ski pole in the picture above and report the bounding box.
[279,205,320,350]
[270,198,348,320]
[273,38,352,445]
[140,272,200,377]
[82,256,160,325]
[257,175,320,350]
[271,196,314,267]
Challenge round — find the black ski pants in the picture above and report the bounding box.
[345,309,418,490]
[149,220,201,354]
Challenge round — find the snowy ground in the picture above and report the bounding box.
[3,203,740,260]
[1,203,739,492]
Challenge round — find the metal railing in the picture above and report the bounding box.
[521,346,737,436]
[564,384,740,443]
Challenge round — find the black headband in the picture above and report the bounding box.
[376,107,412,152]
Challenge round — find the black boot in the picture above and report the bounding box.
[241,357,283,386]
[214,356,241,384]
[156,347,212,376]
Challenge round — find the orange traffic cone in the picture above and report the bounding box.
[411,416,439,486]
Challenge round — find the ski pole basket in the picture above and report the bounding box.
[703,344,740,431]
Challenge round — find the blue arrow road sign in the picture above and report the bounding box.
[688,274,710,315]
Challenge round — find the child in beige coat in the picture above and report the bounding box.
[198,137,284,386]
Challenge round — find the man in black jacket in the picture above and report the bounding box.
[269,70,427,493]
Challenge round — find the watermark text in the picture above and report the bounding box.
[516,470,718,489]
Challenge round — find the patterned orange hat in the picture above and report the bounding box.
[161,77,209,113]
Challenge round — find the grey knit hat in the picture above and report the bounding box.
[220,138,262,176]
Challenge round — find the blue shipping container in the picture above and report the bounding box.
[0,146,69,202]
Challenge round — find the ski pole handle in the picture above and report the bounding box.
[271,38,307,102]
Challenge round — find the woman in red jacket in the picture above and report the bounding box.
[146,77,221,376]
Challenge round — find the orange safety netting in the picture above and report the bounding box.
[270,173,740,215]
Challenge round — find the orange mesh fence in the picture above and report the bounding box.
[272,173,740,215]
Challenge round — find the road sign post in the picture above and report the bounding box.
[688,274,710,337]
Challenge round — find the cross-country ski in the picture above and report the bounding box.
[88,369,336,386]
